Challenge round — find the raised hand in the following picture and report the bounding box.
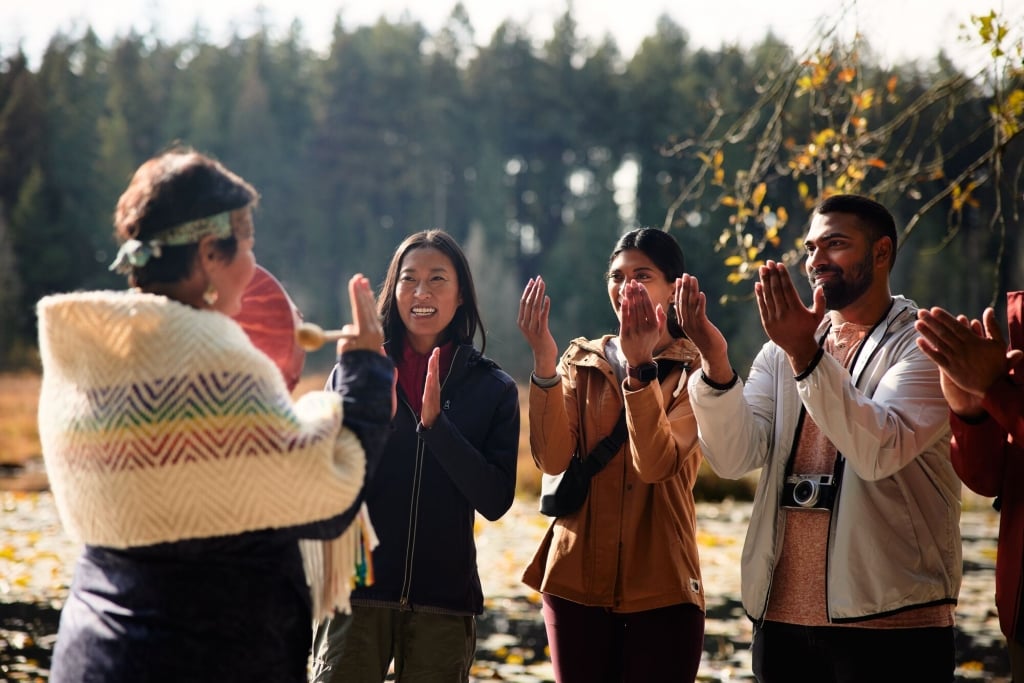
[915,306,1022,410]
[518,276,559,378]
[619,279,664,369]
[756,260,824,373]
[420,347,441,428]
[674,274,732,383]
[337,274,386,355]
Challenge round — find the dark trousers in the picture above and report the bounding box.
[541,592,705,683]
[1007,636,1024,682]
[751,620,955,683]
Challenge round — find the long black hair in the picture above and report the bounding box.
[377,229,486,355]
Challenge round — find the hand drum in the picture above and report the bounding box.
[231,265,306,391]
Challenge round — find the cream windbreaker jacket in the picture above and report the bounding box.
[688,296,962,622]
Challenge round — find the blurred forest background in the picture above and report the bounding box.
[0,2,1022,380]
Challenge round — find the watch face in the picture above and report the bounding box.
[629,362,658,382]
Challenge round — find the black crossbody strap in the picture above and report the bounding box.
[580,359,684,477]
[580,410,628,477]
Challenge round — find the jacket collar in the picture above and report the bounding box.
[571,334,701,368]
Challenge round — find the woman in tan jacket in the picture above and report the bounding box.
[517,228,705,682]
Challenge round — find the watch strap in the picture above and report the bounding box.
[626,361,658,382]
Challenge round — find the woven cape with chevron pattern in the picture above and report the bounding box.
[37,289,371,620]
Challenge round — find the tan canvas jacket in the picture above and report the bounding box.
[522,335,705,614]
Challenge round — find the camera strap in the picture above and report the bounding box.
[783,303,896,496]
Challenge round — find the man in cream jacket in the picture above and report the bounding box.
[675,194,961,683]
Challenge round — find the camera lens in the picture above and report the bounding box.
[793,479,819,507]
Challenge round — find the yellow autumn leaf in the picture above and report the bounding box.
[720,195,738,207]
[811,62,830,87]
[696,530,738,547]
[853,88,875,110]
[726,272,746,284]
[776,206,789,226]
[752,182,767,209]
[747,246,760,260]
[814,128,836,148]
[724,255,744,266]
[1008,89,1024,114]
[714,167,725,185]
[713,149,724,168]
[798,182,809,199]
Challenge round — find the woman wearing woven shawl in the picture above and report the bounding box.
[310,229,520,682]
[36,148,395,683]
[517,228,706,682]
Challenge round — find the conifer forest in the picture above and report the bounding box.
[0,4,1021,378]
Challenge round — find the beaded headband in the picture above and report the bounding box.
[108,212,233,274]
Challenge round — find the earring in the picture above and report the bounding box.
[203,285,219,306]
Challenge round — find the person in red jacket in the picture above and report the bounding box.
[915,292,1024,679]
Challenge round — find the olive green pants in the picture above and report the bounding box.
[310,604,476,683]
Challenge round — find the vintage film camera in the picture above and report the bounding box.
[782,474,837,510]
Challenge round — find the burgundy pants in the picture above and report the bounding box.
[541,593,705,683]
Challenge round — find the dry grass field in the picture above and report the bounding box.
[0,372,43,466]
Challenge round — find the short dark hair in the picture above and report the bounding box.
[113,147,259,286]
[610,227,687,338]
[378,229,485,355]
[815,194,898,270]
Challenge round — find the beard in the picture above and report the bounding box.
[808,250,874,311]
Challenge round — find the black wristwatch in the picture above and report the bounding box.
[627,361,658,382]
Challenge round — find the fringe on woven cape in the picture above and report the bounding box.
[300,502,380,622]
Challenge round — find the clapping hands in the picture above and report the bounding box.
[915,306,1023,417]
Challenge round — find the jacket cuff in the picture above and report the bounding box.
[700,369,738,391]
[530,372,560,388]
[794,347,825,382]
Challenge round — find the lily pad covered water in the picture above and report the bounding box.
[0,492,1011,682]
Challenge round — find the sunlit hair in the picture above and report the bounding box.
[112,146,257,287]
[377,229,485,355]
[815,194,898,271]
[609,227,687,338]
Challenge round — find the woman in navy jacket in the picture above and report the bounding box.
[312,229,520,682]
